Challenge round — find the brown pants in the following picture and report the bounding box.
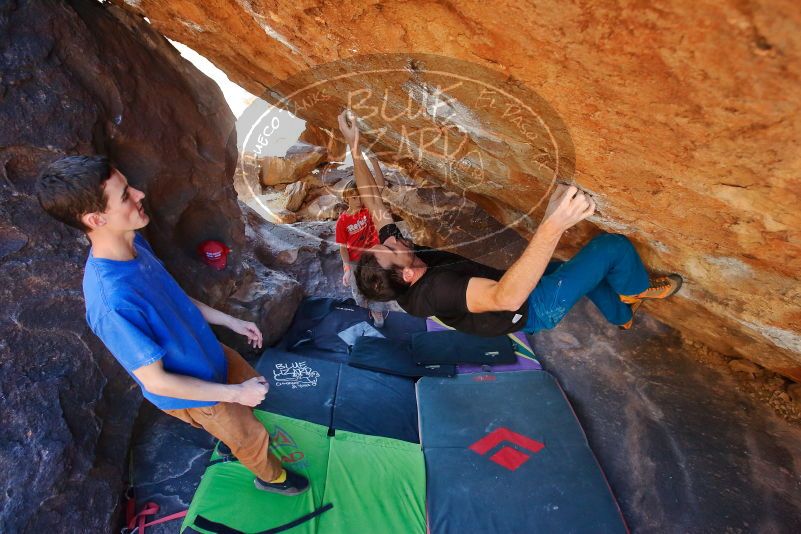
[163,344,283,481]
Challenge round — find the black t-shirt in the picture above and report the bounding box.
[381,224,528,336]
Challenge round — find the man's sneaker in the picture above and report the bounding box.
[254,469,310,496]
[620,274,683,304]
[618,300,642,330]
[371,310,385,328]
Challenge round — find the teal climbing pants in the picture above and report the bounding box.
[524,233,650,333]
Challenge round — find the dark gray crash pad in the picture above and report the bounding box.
[418,371,627,534]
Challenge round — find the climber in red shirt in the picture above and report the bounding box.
[336,153,394,327]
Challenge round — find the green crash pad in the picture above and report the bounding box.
[181,411,426,534]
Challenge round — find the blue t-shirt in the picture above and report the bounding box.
[83,233,227,410]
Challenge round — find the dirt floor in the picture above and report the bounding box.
[529,299,801,533]
[680,335,801,425]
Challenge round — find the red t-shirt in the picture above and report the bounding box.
[336,208,379,262]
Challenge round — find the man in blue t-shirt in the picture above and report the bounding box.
[37,155,308,495]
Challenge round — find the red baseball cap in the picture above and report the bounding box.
[197,240,230,270]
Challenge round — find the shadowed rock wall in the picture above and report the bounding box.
[115,0,801,379]
[0,1,246,531]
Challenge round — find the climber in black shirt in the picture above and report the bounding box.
[337,111,683,336]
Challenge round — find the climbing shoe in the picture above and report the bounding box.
[620,274,683,304]
[618,300,642,330]
[254,469,310,496]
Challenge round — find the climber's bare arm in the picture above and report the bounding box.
[133,359,269,406]
[189,297,262,349]
[366,153,386,189]
[353,149,393,230]
[465,185,595,313]
[338,110,393,231]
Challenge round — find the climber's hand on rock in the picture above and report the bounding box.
[337,109,359,148]
[542,184,595,233]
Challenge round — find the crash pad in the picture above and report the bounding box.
[416,371,627,534]
[425,317,542,372]
[180,411,426,534]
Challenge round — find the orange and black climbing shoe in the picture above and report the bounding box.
[618,274,682,330]
[618,300,642,330]
[619,274,683,304]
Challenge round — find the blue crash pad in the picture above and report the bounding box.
[417,371,627,533]
[278,297,427,359]
[254,349,340,428]
[333,364,419,443]
[254,346,420,443]
[276,298,365,360]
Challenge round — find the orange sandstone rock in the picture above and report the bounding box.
[258,144,325,186]
[299,124,347,163]
[116,0,801,380]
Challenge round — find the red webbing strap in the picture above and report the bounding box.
[127,501,158,532]
[141,509,189,530]
[124,500,187,534]
[125,488,137,528]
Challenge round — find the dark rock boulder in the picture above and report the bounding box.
[0,179,141,534]
[0,1,245,532]
[244,204,351,300]
[213,257,303,358]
